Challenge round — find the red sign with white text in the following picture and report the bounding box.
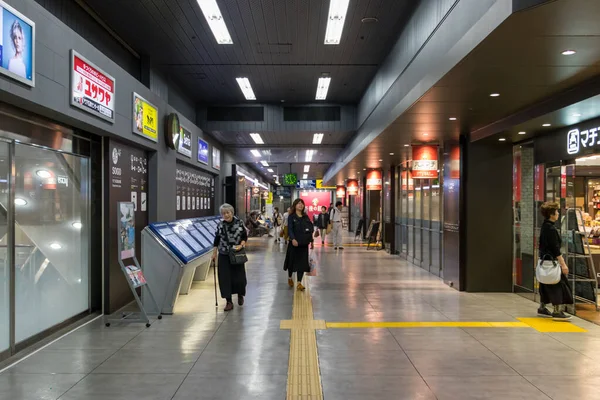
[347,179,359,196]
[70,50,115,122]
[336,185,346,199]
[366,170,382,191]
[299,191,331,221]
[412,145,438,179]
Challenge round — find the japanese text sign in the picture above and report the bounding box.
[70,50,115,123]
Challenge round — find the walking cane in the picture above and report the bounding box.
[212,259,218,307]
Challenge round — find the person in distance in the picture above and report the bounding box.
[315,206,330,246]
[283,199,314,291]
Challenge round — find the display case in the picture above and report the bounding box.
[141,216,220,314]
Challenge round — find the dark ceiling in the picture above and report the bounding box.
[327,0,600,183]
[82,0,416,105]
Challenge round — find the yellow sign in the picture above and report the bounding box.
[133,93,159,142]
[267,192,273,204]
[316,179,336,189]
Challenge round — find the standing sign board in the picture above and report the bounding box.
[70,50,115,123]
[198,138,209,165]
[132,93,158,142]
[0,1,35,86]
[178,126,192,158]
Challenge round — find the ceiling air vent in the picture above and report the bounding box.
[284,106,341,121]
[207,107,264,122]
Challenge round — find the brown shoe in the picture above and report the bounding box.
[238,295,244,306]
[288,278,294,288]
[297,282,305,291]
[224,302,234,311]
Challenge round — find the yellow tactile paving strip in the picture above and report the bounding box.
[280,284,324,400]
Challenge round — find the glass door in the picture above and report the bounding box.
[421,180,431,270]
[431,182,442,276]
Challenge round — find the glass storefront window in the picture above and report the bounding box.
[0,143,9,353]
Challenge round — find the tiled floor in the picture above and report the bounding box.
[1,236,600,399]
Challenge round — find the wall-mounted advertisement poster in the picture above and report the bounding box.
[198,138,209,165]
[70,50,115,123]
[119,202,135,260]
[132,92,158,142]
[178,126,192,158]
[0,1,35,86]
[212,147,221,170]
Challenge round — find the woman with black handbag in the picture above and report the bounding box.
[212,203,248,311]
[283,199,314,291]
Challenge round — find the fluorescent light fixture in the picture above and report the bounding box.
[72,222,82,229]
[542,123,552,127]
[236,77,256,100]
[14,198,27,206]
[573,113,582,117]
[518,131,526,135]
[303,174,308,179]
[499,138,506,142]
[313,133,324,144]
[36,169,52,179]
[562,50,576,56]
[316,77,331,100]
[449,117,457,121]
[273,174,278,177]
[324,0,350,45]
[390,153,394,155]
[250,149,261,157]
[490,93,500,97]
[249,133,264,144]
[305,150,315,162]
[197,0,233,44]
[404,144,410,147]
[304,165,310,173]
[49,242,62,250]
[267,168,274,173]
[260,160,269,167]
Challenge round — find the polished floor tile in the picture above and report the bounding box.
[172,374,287,399]
[0,373,84,400]
[525,375,600,400]
[321,375,436,400]
[425,376,551,400]
[94,348,201,374]
[7,349,116,374]
[405,348,517,377]
[319,348,419,376]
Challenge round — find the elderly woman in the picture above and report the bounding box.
[212,204,248,311]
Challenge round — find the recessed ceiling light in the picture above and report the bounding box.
[236,77,256,100]
[499,138,506,142]
[542,123,551,127]
[518,131,526,135]
[49,242,62,250]
[260,161,269,167]
[305,150,315,162]
[423,133,429,137]
[72,222,82,229]
[14,198,27,206]
[313,133,324,144]
[36,169,52,179]
[250,149,261,157]
[302,174,308,180]
[267,168,274,173]
[273,174,278,177]
[449,117,457,121]
[404,144,410,147]
[390,153,394,156]
[304,165,310,173]
[363,168,366,171]
[315,77,331,100]
[249,133,264,144]
[196,0,233,44]
[490,93,500,97]
[561,50,576,56]
[379,159,383,162]
[324,0,350,45]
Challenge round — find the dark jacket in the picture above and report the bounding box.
[539,219,561,260]
[288,213,314,247]
[316,212,330,229]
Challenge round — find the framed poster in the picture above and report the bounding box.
[132,92,158,142]
[198,138,209,165]
[70,50,115,123]
[178,126,192,158]
[0,1,35,86]
[119,202,136,260]
[212,147,221,170]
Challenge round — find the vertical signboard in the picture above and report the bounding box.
[106,140,148,313]
[347,179,359,196]
[178,126,192,158]
[70,50,115,123]
[212,147,221,170]
[197,138,209,165]
[0,1,35,86]
[176,163,215,219]
[336,185,346,199]
[443,142,461,290]
[412,145,438,179]
[132,93,158,142]
[366,170,382,191]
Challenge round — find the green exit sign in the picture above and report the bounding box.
[284,173,298,186]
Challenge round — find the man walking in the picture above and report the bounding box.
[330,201,343,250]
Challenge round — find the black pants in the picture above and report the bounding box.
[288,269,304,282]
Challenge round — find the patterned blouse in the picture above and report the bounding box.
[213,217,248,255]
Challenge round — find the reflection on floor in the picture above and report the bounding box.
[1,235,600,399]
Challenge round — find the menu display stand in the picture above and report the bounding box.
[141,216,220,315]
[106,202,162,328]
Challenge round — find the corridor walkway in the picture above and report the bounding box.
[1,237,599,399]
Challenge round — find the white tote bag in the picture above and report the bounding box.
[536,255,561,285]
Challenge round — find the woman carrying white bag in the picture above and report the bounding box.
[536,202,573,321]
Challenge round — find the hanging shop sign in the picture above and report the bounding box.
[336,185,346,198]
[560,165,567,198]
[261,191,269,200]
[132,92,158,142]
[70,50,115,123]
[412,145,438,179]
[366,170,382,191]
[252,187,260,198]
[177,126,192,158]
[316,179,336,189]
[212,147,221,170]
[0,1,35,86]
[567,126,600,156]
[347,179,359,196]
[296,180,316,189]
[165,113,180,150]
[197,138,209,165]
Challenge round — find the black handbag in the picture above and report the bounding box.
[223,221,248,265]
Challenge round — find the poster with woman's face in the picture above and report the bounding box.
[1,4,34,84]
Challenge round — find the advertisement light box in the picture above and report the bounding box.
[0,1,35,87]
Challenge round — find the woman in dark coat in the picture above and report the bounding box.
[537,201,572,321]
[283,198,314,291]
[212,203,248,311]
